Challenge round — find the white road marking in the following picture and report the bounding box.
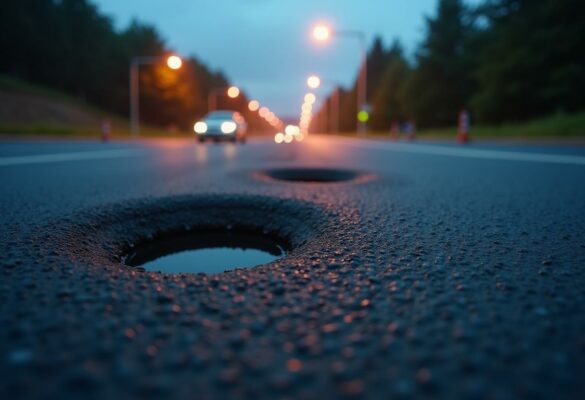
[337,138,585,166]
[0,148,145,166]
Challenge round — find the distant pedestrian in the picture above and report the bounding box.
[101,118,111,142]
[390,121,400,140]
[405,120,416,141]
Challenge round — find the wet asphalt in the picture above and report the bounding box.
[1,135,585,400]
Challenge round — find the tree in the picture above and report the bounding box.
[370,40,411,130]
[0,0,241,132]
[405,0,476,128]
[472,0,585,123]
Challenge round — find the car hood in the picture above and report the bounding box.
[204,119,231,129]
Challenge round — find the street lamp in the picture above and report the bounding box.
[311,23,367,136]
[248,100,260,112]
[307,75,321,89]
[227,86,240,99]
[208,86,240,112]
[130,54,183,136]
[166,55,182,70]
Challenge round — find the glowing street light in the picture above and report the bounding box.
[307,75,321,89]
[285,125,298,136]
[248,100,260,112]
[227,86,240,99]
[209,86,240,112]
[130,54,183,136]
[259,107,269,118]
[166,55,183,70]
[313,24,331,42]
[304,93,316,104]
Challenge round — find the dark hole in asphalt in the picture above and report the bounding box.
[124,230,288,274]
[264,168,359,183]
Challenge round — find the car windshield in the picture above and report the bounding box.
[207,111,234,120]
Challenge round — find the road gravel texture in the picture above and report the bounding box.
[0,137,584,399]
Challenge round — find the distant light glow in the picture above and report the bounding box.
[274,132,284,144]
[313,24,331,42]
[284,133,294,143]
[304,93,316,104]
[167,55,182,70]
[357,110,370,123]
[259,107,269,118]
[248,100,260,111]
[285,125,300,136]
[227,86,240,98]
[307,75,321,89]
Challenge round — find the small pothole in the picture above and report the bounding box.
[124,230,289,274]
[261,168,361,183]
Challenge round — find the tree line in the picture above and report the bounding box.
[0,0,273,132]
[313,0,585,132]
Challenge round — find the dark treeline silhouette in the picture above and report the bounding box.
[313,0,585,132]
[0,0,273,132]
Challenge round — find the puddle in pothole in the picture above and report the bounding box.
[124,230,288,274]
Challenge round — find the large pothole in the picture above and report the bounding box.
[47,194,332,275]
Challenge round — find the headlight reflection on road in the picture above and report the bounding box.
[223,143,237,160]
[194,143,208,163]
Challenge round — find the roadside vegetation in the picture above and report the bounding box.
[315,0,585,135]
[0,0,274,135]
[362,112,585,141]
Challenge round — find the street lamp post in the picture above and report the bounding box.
[312,25,367,136]
[129,55,182,137]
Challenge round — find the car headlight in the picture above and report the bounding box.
[194,122,207,134]
[221,121,237,134]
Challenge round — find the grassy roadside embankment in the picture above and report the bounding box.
[0,75,188,139]
[338,112,585,143]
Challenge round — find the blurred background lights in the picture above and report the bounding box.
[304,93,316,104]
[307,75,321,89]
[166,55,182,70]
[357,110,370,123]
[227,86,240,98]
[313,24,331,42]
[248,100,260,111]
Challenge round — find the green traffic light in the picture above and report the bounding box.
[357,110,369,123]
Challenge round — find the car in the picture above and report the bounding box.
[194,111,247,143]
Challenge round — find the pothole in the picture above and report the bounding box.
[260,168,365,183]
[124,229,289,274]
[47,194,333,275]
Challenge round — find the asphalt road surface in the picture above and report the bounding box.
[1,136,584,400]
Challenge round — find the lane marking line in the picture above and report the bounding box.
[0,148,145,166]
[337,139,585,166]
